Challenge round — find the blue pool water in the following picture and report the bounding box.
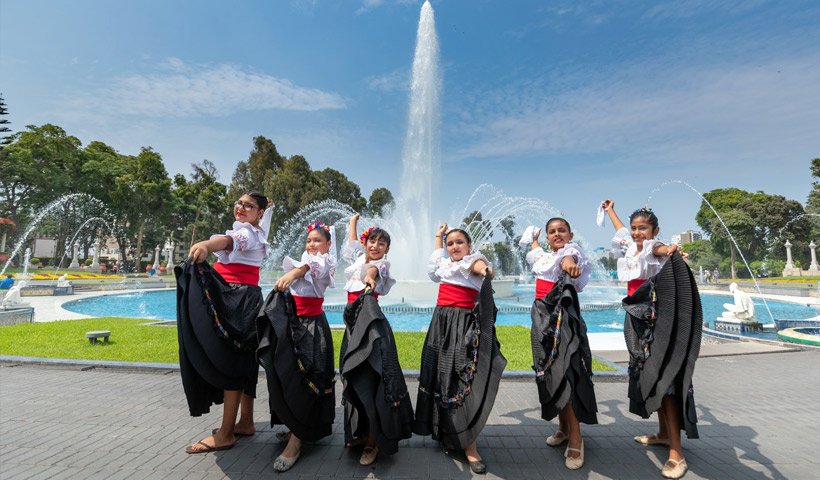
[63,285,819,334]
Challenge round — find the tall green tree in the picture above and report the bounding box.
[0,124,83,223]
[0,94,12,147]
[366,187,394,217]
[314,168,366,212]
[696,187,809,277]
[462,210,492,243]
[265,155,321,229]
[227,136,284,200]
[111,147,172,271]
[170,160,227,248]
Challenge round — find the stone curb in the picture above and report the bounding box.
[0,354,628,380]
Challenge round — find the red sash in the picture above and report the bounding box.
[436,283,479,309]
[627,279,646,297]
[535,278,556,299]
[347,290,379,304]
[292,295,324,317]
[214,261,260,286]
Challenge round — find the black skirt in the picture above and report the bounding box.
[174,260,262,417]
[256,291,335,442]
[623,252,701,439]
[340,291,414,455]
[531,276,598,425]
[413,276,507,450]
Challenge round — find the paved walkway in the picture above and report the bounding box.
[2,350,818,479]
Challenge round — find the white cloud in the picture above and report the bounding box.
[356,0,385,15]
[366,68,410,92]
[642,0,770,21]
[355,0,418,15]
[68,59,347,118]
[451,51,820,169]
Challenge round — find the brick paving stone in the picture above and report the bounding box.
[2,349,820,479]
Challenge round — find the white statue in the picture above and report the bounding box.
[56,274,71,288]
[721,282,755,322]
[1,281,30,308]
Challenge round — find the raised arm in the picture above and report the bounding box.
[530,227,542,251]
[435,223,448,250]
[601,199,625,231]
[348,213,360,242]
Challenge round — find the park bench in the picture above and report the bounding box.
[85,330,111,344]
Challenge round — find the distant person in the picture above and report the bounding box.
[713,268,720,284]
[0,274,13,289]
[602,199,701,480]
[703,270,711,284]
[177,192,272,455]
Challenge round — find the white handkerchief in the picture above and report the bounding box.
[519,225,536,247]
[596,206,606,227]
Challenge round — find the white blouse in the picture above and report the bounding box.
[211,207,273,267]
[526,243,590,292]
[341,241,395,295]
[283,251,337,298]
[610,226,668,281]
[427,248,491,292]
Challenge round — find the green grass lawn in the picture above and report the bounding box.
[0,318,615,372]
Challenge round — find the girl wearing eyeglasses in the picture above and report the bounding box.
[179,191,272,455]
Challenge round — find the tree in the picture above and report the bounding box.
[462,210,492,243]
[0,124,83,228]
[170,160,227,248]
[314,168,366,212]
[366,187,394,217]
[227,136,284,200]
[492,241,520,276]
[0,94,12,147]
[111,147,172,271]
[499,216,516,244]
[696,187,810,277]
[681,239,721,273]
[265,155,322,229]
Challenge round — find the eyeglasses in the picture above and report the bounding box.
[234,200,259,211]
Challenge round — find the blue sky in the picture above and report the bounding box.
[2,0,818,248]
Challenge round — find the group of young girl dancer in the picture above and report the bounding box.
[175,192,701,479]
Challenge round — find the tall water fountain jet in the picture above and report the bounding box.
[390,0,441,280]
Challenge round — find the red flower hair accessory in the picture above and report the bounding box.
[307,221,331,232]
[359,227,376,246]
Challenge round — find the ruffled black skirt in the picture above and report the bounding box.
[256,291,335,442]
[340,292,414,455]
[531,276,598,424]
[174,260,262,417]
[413,277,507,450]
[623,252,701,439]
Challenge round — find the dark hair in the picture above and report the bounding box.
[445,228,472,245]
[629,207,659,229]
[307,222,332,241]
[364,228,391,248]
[243,191,268,210]
[545,217,571,232]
